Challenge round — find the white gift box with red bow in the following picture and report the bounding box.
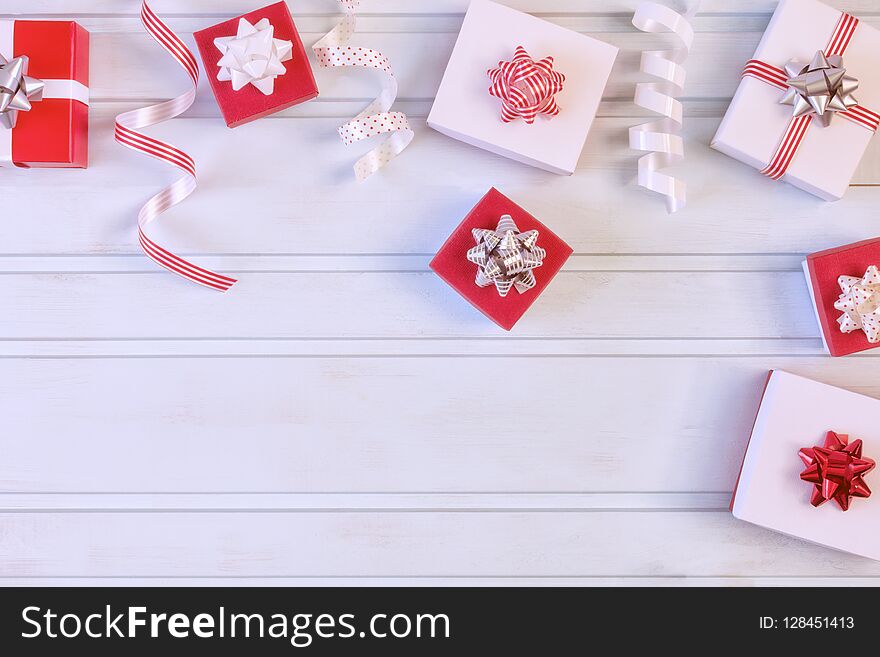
[712,0,880,201]
[732,371,880,561]
[427,0,617,175]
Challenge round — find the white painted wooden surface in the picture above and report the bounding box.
[3,0,880,587]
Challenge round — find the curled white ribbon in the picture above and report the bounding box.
[629,1,699,213]
[313,0,414,181]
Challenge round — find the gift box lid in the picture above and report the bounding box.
[429,187,573,331]
[194,1,318,128]
[732,370,880,561]
[803,237,880,357]
[427,0,618,175]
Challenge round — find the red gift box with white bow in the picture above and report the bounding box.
[430,188,573,331]
[803,237,880,357]
[0,20,89,168]
[194,2,318,128]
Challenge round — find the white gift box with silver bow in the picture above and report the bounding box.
[712,0,880,201]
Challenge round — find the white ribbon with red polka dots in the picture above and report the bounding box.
[313,0,413,181]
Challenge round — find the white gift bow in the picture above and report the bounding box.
[214,18,293,95]
[629,1,699,213]
[835,265,880,343]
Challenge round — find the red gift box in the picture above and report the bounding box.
[1,20,89,168]
[194,2,318,128]
[805,237,880,357]
[430,188,573,331]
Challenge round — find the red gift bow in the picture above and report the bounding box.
[742,12,880,181]
[488,46,565,124]
[798,431,875,511]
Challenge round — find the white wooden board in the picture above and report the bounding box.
[3,0,880,586]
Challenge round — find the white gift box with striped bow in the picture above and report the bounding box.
[427,0,617,175]
[712,0,880,201]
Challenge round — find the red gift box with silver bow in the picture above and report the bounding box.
[429,188,573,331]
[804,237,880,357]
[194,2,318,128]
[0,20,89,168]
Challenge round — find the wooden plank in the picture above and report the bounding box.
[71,30,759,102]
[0,492,731,510]
[0,338,835,357]
[0,271,821,338]
[2,116,880,256]
[0,254,806,274]
[3,511,880,577]
[4,356,877,493]
[6,0,872,17]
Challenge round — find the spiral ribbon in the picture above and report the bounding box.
[313,0,414,181]
[629,1,699,214]
[114,2,236,291]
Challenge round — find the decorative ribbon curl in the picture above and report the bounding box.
[114,2,236,291]
[487,46,565,124]
[467,215,545,297]
[835,265,880,343]
[629,1,699,214]
[313,0,414,181]
[0,54,44,129]
[799,431,875,511]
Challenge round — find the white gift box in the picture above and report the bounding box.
[732,371,880,561]
[427,0,618,175]
[712,0,880,201]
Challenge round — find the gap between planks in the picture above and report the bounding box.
[3,576,879,587]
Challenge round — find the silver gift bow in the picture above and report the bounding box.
[0,54,44,130]
[780,50,859,127]
[467,215,546,297]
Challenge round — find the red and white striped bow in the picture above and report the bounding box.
[742,12,880,181]
[114,2,237,291]
[488,46,565,124]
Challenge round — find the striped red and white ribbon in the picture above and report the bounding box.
[114,2,236,291]
[742,12,880,181]
[487,46,565,124]
[313,0,414,182]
